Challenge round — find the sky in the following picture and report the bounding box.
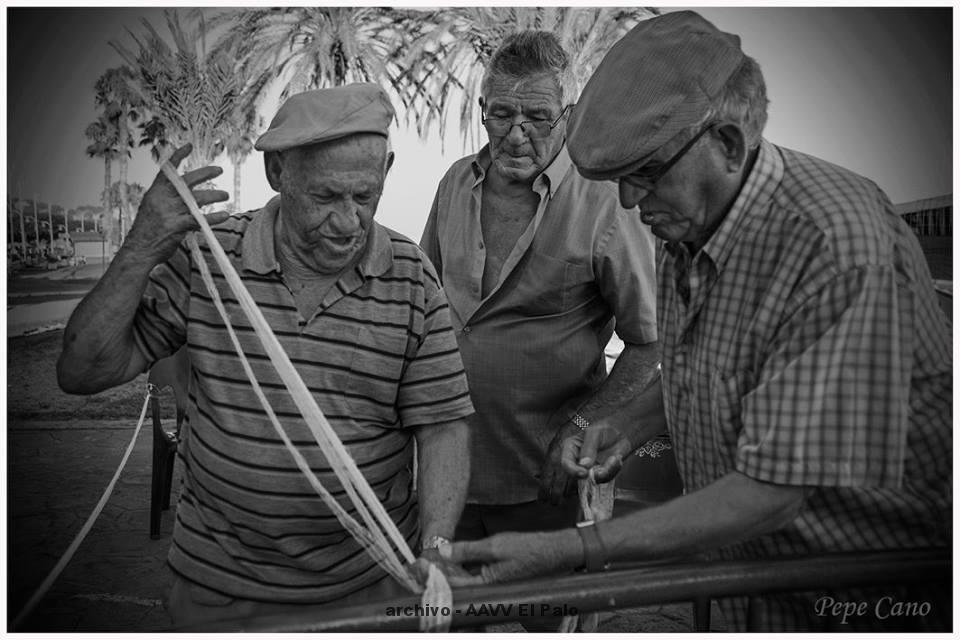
[4,5,954,244]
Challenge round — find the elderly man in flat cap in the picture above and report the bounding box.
[420,28,659,590]
[443,12,950,631]
[58,84,474,627]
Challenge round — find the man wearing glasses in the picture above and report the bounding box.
[420,30,660,626]
[442,12,950,632]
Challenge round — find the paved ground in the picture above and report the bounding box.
[9,418,179,632]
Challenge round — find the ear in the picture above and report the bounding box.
[384,150,395,176]
[264,152,283,192]
[713,123,749,173]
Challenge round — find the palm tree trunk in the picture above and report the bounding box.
[102,157,114,248]
[118,102,130,244]
[233,158,243,213]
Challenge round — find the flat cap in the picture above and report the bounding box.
[567,11,744,180]
[255,83,394,152]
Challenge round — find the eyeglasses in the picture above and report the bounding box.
[481,104,571,139]
[623,122,715,189]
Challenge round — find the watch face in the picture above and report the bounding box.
[422,536,451,551]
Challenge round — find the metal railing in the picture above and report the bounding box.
[187,547,950,632]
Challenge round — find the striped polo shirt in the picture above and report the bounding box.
[660,141,951,630]
[133,197,474,604]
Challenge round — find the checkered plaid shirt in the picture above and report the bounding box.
[659,141,951,631]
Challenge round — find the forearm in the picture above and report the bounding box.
[57,243,158,394]
[581,341,665,447]
[550,471,808,567]
[415,418,471,540]
[579,340,660,420]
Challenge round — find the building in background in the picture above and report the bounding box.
[896,194,951,281]
[70,231,110,263]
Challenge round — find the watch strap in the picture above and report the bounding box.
[576,520,609,572]
[571,413,590,430]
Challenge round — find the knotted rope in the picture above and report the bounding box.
[160,162,451,630]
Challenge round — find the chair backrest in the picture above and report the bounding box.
[147,346,190,416]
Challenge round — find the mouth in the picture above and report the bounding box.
[313,231,361,253]
[640,211,666,225]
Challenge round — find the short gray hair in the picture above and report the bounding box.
[481,30,578,106]
[688,55,769,148]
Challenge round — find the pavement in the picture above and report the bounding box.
[7,261,105,337]
[6,261,722,633]
[8,417,179,632]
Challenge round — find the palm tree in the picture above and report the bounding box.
[206,8,435,125]
[108,181,146,238]
[95,66,143,243]
[220,106,261,213]
[84,114,120,245]
[402,7,659,148]
[110,9,240,171]
[138,115,171,163]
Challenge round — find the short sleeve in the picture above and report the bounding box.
[396,268,474,428]
[736,265,912,488]
[131,242,191,364]
[594,210,659,344]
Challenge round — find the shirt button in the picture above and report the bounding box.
[462,327,472,334]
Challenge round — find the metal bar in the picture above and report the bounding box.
[186,548,949,632]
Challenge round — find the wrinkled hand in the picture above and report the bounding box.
[125,144,230,265]
[561,425,635,484]
[409,548,473,586]
[538,420,582,504]
[439,531,574,586]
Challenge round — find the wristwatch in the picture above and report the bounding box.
[420,535,452,553]
[575,520,610,572]
[571,413,590,431]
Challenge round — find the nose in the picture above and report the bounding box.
[504,121,530,143]
[326,202,361,234]
[618,181,649,209]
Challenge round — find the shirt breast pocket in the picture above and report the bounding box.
[346,326,407,426]
[513,251,592,316]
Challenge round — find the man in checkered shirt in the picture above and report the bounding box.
[444,11,951,631]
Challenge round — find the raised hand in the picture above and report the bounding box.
[125,143,230,265]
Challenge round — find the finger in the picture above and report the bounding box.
[447,572,487,588]
[202,210,232,227]
[181,165,224,188]
[561,433,589,478]
[168,144,193,168]
[192,190,231,208]
[594,453,624,483]
[441,539,495,565]
[577,427,603,468]
[408,558,431,584]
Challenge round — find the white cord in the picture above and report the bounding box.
[11,391,152,630]
[159,161,452,626]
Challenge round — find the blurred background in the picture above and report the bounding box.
[5,6,952,256]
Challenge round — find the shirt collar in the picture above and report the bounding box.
[240,195,393,279]
[470,142,573,198]
[698,139,783,270]
[242,195,282,274]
